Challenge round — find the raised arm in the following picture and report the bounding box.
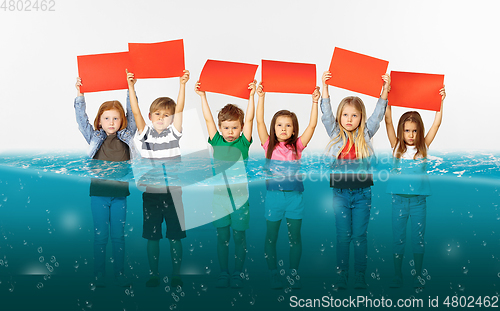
[366,74,391,137]
[321,70,330,99]
[320,71,337,138]
[384,104,397,148]
[425,86,446,147]
[300,86,320,147]
[242,80,256,142]
[256,82,269,144]
[174,70,190,133]
[195,81,217,140]
[74,77,93,144]
[126,69,146,133]
[380,73,390,100]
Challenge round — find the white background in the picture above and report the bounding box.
[1,0,498,154]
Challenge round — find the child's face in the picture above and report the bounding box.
[274,116,294,142]
[149,109,174,133]
[403,121,418,146]
[220,120,242,142]
[340,105,361,132]
[99,109,122,135]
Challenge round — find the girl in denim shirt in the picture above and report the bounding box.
[320,71,390,289]
[74,77,137,287]
[384,86,446,289]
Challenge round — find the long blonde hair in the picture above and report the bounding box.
[327,96,371,159]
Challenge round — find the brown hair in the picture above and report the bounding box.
[149,97,176,114]
[218,104,244,127]
[94,101,127,131]
[394,111,427,159]
[267,110,299,160]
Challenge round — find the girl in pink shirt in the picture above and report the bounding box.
[256,83,320,289]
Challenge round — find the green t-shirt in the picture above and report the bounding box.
[208,132,252,164]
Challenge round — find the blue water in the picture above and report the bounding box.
[1,152,500,310]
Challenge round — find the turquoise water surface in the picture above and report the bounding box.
[0,152,499,310]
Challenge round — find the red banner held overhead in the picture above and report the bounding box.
[128,39,185,79]
[327,47,389,98]
[261,60,316,95]
[77,52,130,93]
[388,71,445,111]
[198,60,258,99]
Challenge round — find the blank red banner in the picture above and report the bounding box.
[128,39,185,79]
[198,60,258,99]
[388,71,444,111]
[327,47,389,98]
[261,60,316,94]
[77,52,130,93]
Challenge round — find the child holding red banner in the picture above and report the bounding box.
[127,69,190,288]
[74,77,137,288]
[384,87,446,289]
[320,71,390,290]
[256,83,320,289]
[195,80,256,289]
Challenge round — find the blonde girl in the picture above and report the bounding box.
[256,83,320,289]
[384,87,446,288]
[320,71,390,289]
[74,77,137,287]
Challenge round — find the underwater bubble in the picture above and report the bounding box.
[50,256,56,263]
[280,269,285,276]
[427,275,431,280]
[36,282,43,289]
[482,241,487,246]
[320,244,325,252]
[250,297,255,305]
[462,267,468,275]
[37,247,43,253]
[411,269,416,276]
[422,269,428,276]
[172,293,179,302]
[176,286,182,293]
[165,286,170,293]
[278,295,285,302]
[125,289,130,295]
[8,285,14,292]
[409,260,414,266]
[39,256,44,263]
[163,276,169,284]
[205,267,211,275]
[180,292,185,297]
[371,272,376,279]
[169,304,177,310]
[54,262,59,268]
[278,259,284,267]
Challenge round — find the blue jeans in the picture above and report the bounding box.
[332,187,371,273]
[90,196,127,277]
[392,194,427,254]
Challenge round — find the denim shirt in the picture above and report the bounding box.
[320,96,387,158]
[74,91,137,159]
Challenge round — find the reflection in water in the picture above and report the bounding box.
[0,153,500,310]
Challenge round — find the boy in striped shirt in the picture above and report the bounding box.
[127,69,190,288]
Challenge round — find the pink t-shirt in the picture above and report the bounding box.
[262,137,306,161]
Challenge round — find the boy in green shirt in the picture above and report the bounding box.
[195,80,256,288]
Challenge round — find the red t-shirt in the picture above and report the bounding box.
[338,139,356,160]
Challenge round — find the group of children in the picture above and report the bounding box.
[74,68,446,290]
